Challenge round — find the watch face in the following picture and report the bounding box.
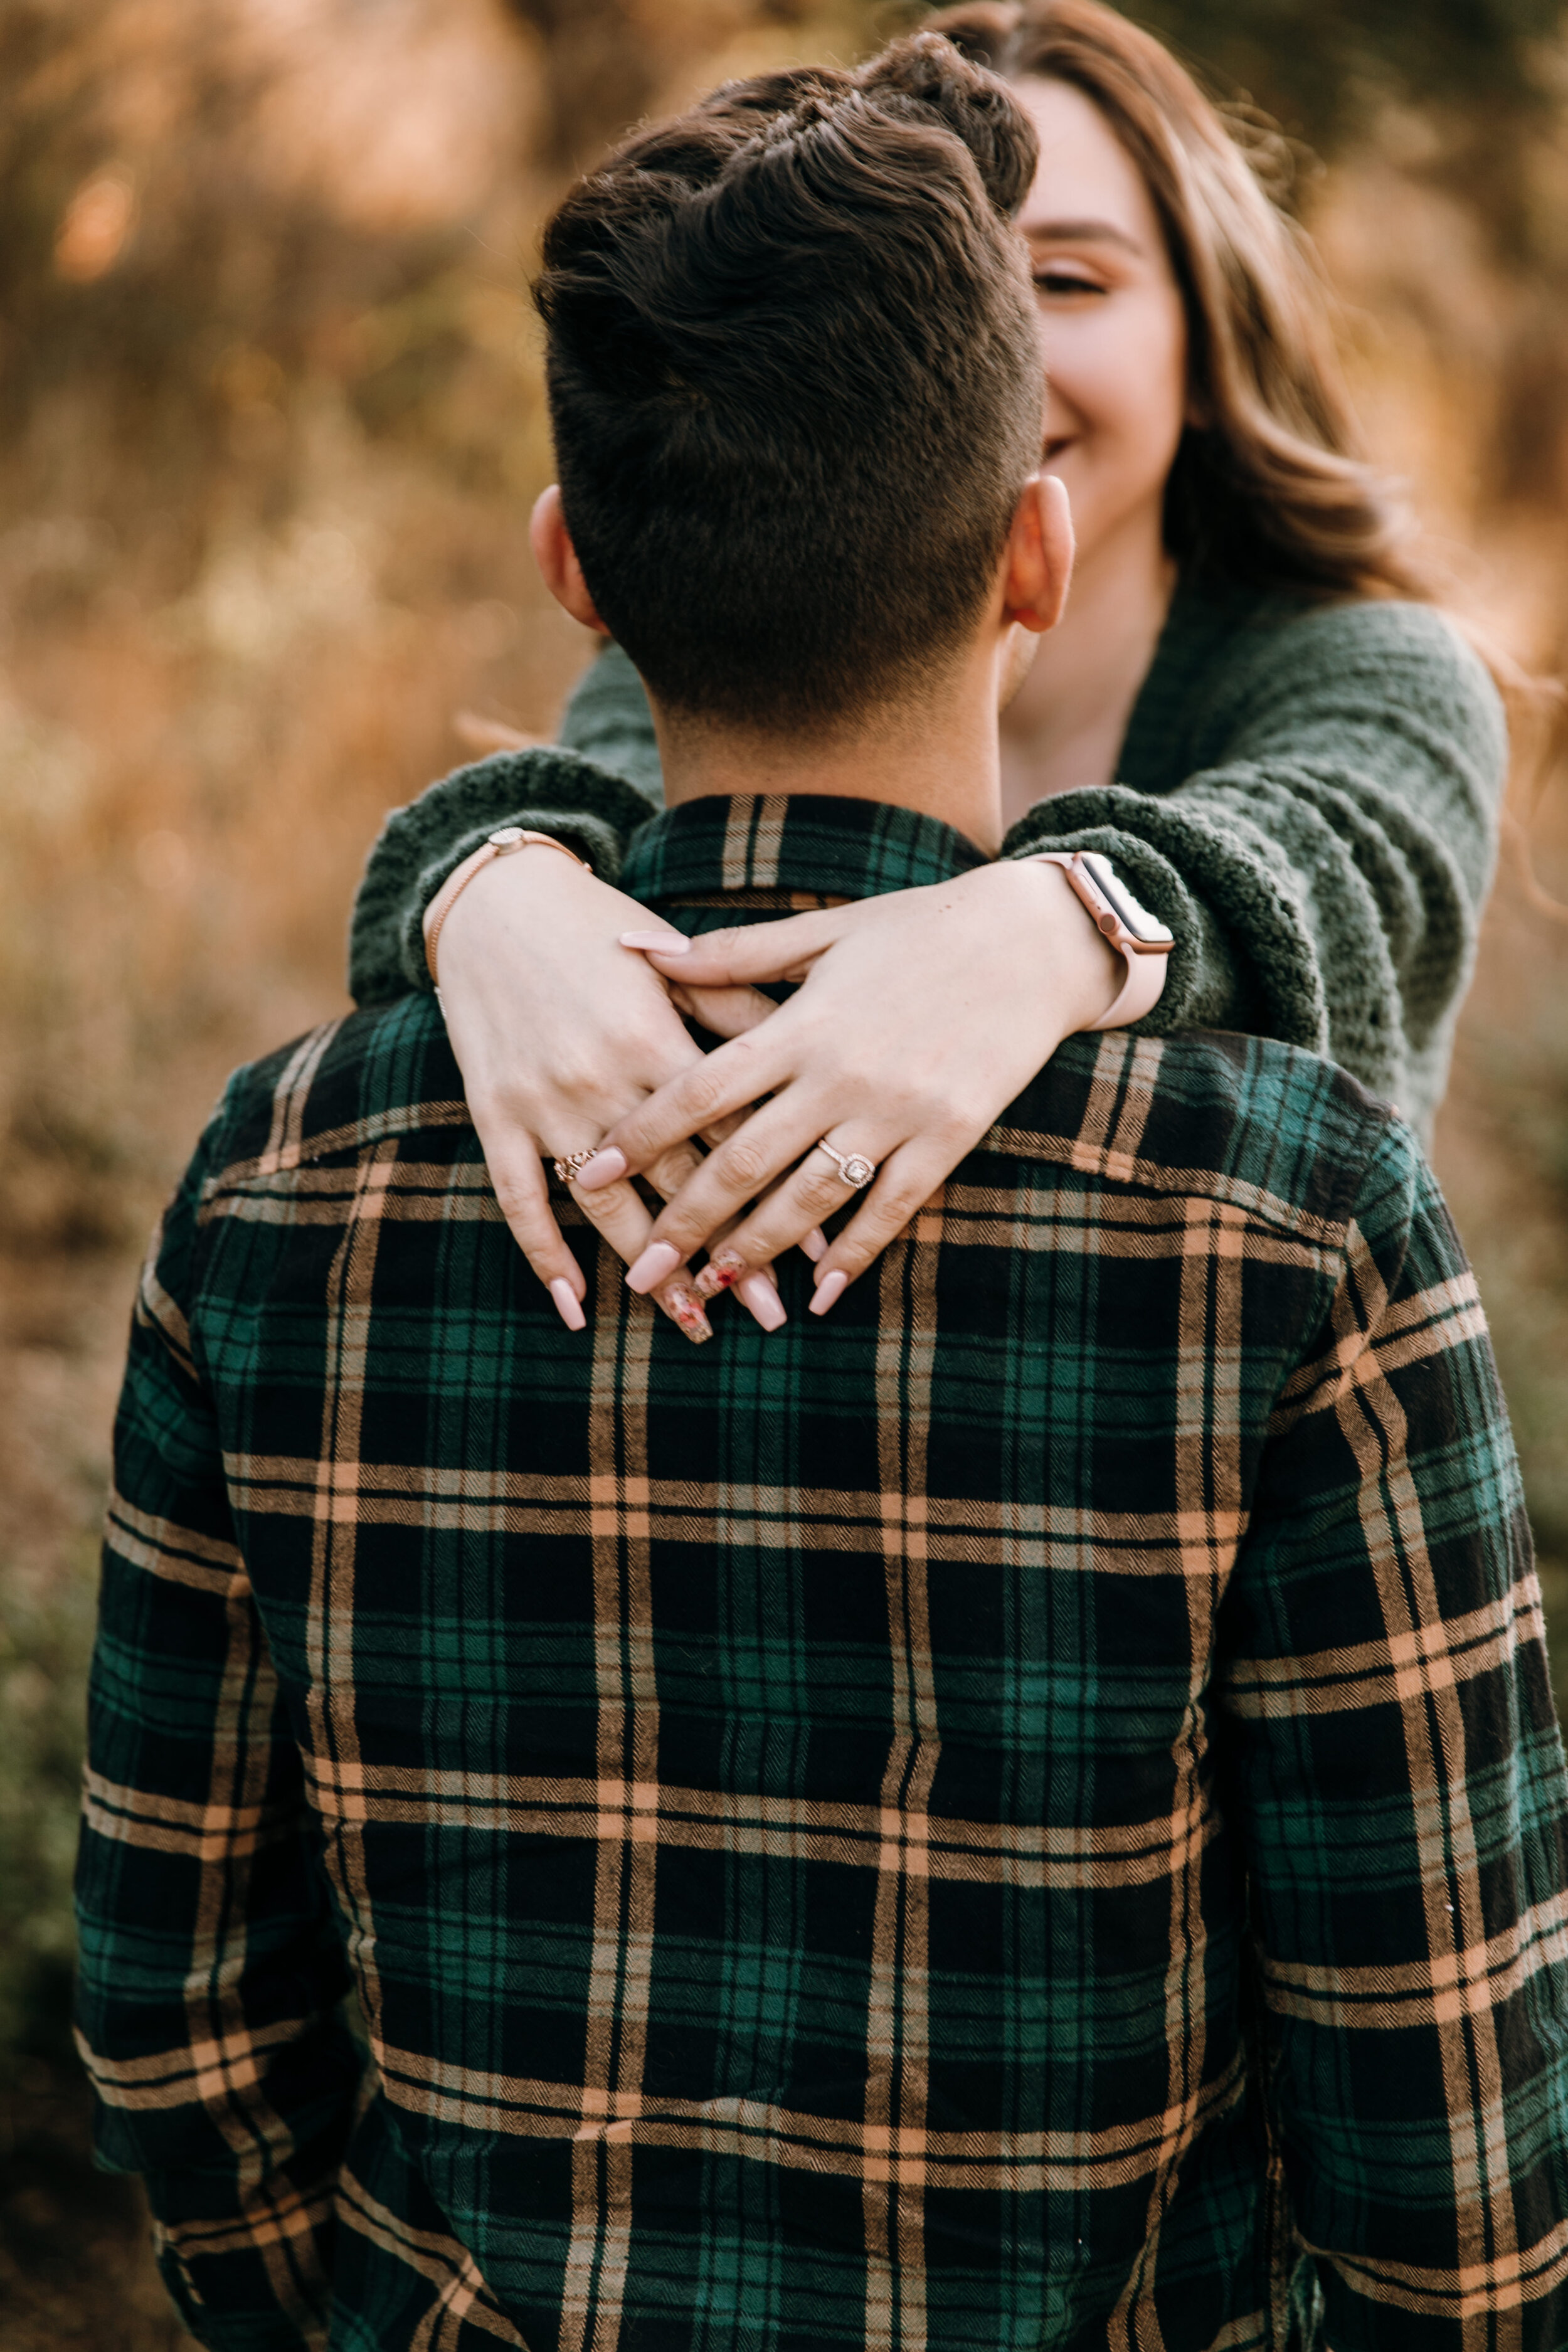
[1081,851,1173,946]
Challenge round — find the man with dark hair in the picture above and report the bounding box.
[77,34,1568,2352]
[536,44,1044,735]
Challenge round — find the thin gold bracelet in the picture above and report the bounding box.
[423,827,589,987]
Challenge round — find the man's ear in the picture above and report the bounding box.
[530,486,610,635]
[1002,473,1074,635]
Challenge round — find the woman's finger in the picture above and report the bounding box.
[668,981,780,1041]
[480,1133,590,1330]
[621,904,847,989]
[576,1028,798,1185]
[637,1138,787,1330]
[684,1130,930,1305]
[566,1172,716,1345]
[807,1134,987,1313]
[639,1138,709,1202]
[623,1099,892,1289]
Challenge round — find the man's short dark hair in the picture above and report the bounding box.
[535,34,1044,734]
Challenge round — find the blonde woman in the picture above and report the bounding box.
[351,0,1504,1333]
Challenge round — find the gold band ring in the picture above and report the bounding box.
[552,1150,596,1185]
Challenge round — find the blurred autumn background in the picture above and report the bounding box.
[2,0,1567,2338]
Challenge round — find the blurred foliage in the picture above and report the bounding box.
[0,1,1565,2333]
[0,0,529,583]
[1136,0,1565,161]
[501,0,850,166]
[0,1551,96,2073]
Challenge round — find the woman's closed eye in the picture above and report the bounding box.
[1032,266,1110,300]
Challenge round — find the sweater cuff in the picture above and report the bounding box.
[1002,787,1325,1048]
[393,809,627,994]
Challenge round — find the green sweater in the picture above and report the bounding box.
[349,581,1506,1138]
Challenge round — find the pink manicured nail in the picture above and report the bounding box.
[737,1271,787,1332]
[694,1249,745,1301]
[548,1278,586,1332]
[620,929,691,955]
[810,1269,849,1317]
[575,1147,627,1192]
[800,1227,828,1263]
[626,1241,684,1295]
[662,1283,713,1343]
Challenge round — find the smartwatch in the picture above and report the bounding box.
[1030,850,1175,1030]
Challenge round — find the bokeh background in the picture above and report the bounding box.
[2,0,1566,2339]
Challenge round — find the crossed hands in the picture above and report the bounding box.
[432,847,1121,1341]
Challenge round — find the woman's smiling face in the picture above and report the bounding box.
[1011,75,1190,571]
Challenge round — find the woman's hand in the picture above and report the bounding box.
[432,845,783,1340]
[576,859,1123,1313]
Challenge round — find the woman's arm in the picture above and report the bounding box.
[581,598,1504,1305]
[547,605,1503,1130]
[1003,600,1507,1133]
[346,603,1504,1318]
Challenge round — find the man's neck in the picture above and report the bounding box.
[998,502,1175,827]
[647,659,1008,857]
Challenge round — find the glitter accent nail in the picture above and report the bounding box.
[694,1251,744,1300]
[664,1283,713,1343]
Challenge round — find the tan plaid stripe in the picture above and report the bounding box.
[555,1250,664,2352]
[369,2042,1248,2189]
[134,1226,198,1381]
[223,1456,1251,1573]
[1303,2223,1568,2318]
[336,2168,529,2350]
[864,1207,943,2352]
[293,1765,1217,1888]
[306,1138,398,2057]
[105,1488,245,1590]
[77,2011,314,2109]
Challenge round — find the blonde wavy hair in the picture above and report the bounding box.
[925,0,1424,599]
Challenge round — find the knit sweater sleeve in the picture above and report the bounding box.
[1001,600,1506,1136]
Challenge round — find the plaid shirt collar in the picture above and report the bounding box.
[621,790,992,906]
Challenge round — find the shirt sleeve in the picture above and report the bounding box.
[1219,1113,1568,2352]
[1003,603,1507,1133]
[74,1093,364,2351]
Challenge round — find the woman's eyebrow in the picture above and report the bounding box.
[1022,218,1144,255]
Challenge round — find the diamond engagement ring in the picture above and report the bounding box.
[813,1138,877,1189]
[552,1150,596,1185]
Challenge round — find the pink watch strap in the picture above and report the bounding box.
[1088,943,1169,1031]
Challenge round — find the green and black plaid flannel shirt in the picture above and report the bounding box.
[77,794,1568,2352]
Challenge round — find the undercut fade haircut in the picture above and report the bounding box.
[535,34,1045,734]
